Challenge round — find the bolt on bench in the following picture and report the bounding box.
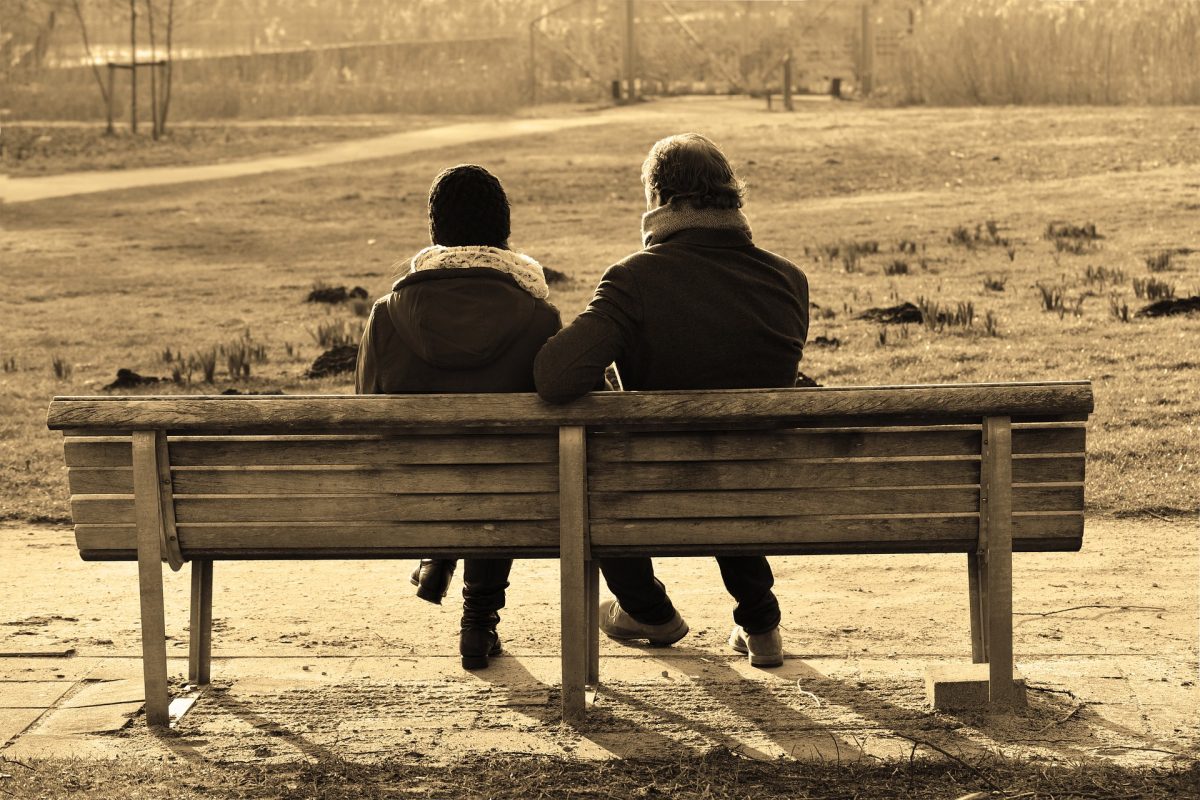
[48,381,1091,726]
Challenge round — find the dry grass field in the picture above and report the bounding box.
[1,98,1198,523]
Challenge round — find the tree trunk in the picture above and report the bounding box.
[130,0,138,134]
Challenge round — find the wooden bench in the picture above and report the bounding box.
[47,381,1092,726]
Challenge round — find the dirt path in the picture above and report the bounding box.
[0,107,652,204]
[1,517,1196,767]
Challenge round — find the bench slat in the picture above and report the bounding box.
[589,429,981,461]
[170,436,558,466]
[590,511,1081,549]
[589,487,981,518]
[71,493,560,524]
[589,459,978,491]
[73,511,1083,560]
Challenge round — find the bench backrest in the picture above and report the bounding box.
[48,382,1092,563]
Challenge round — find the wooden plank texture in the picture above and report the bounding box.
[982,416,1016,704]
[169,464,558,495]
[168,436,557,466]
[590,487,981,519]
[558,426,590,722]
[47,382,1094,431]
[132,431,170,727]
[590,429,982,462]
[590,458,980,491]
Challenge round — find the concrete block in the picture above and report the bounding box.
[925,663,1027,710]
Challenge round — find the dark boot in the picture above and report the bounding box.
[410,559,457,605]
[460,558,512,670]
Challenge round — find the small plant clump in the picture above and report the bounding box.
[1109,294,1132,323]
[895,239,920,255]
[948,220,1009,250]
[982,310,1000,336]
[1036,282,1066,313]
[1084,265,1126,288]
[1044,222,1101,255]
[309,319,364,349]
[983,275,1007,292]
[1144,251,1175,272]
[51,354,73,381]
[2,355,16,372]
[916,296,975,332]
[883,259,910,276]
[1133,277,1175,301]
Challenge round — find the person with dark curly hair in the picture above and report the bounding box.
[534,133,809,668]
[356,164,561,670]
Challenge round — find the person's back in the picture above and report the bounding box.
[534,133,808,667]
[356,164,561,671]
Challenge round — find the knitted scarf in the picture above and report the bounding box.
[402,245,550,300]
[641,203,753,247]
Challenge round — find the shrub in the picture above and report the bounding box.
[189,348,218,383]
[983,311,1000,337]
[883,259,909,276]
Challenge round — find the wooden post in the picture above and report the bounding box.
[132,431,169,726]
[782,51,795,111]
[528,22,537,105]
[586,560,600,686]
[967,550,987,662]
[129,0,138,134]
[623,0,637,102]
[189,559,213,685]
[106,63,115,135]
[981,416,1015,704]
[559,426,590,722]
[860,3,876,97]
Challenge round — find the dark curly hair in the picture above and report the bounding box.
[427,164,511,249]
[641,133,745,210]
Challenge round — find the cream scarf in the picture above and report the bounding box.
[641,203,753,247]
[402,245,550,300]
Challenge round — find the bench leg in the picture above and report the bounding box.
[981,416,1016,705]
[586,560,600,687]
[133,431,170,727]
[189,559,214,685]
[967,551,988,663]
[558,425,590,723]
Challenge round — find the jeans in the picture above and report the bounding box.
[599,555,781,634]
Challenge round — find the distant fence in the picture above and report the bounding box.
[1,37,523,121]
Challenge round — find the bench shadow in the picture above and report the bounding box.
[580,636,1173,764]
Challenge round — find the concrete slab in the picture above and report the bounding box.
[37,679,144,735]
[0,681,75,746]
[925,664,1028,710]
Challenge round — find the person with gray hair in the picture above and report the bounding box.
[534,133,809,666]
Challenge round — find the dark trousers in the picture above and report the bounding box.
[461,558,512,628]
[599,555,781,634]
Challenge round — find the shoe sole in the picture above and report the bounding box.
[603,620,689,647]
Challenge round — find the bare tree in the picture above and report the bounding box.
[67,0,114,133]
[145,0,158,138]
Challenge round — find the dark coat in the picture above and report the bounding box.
[533,227,808,402]
[356,267,562,395]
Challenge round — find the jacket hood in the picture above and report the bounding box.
[386,268,540,370]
